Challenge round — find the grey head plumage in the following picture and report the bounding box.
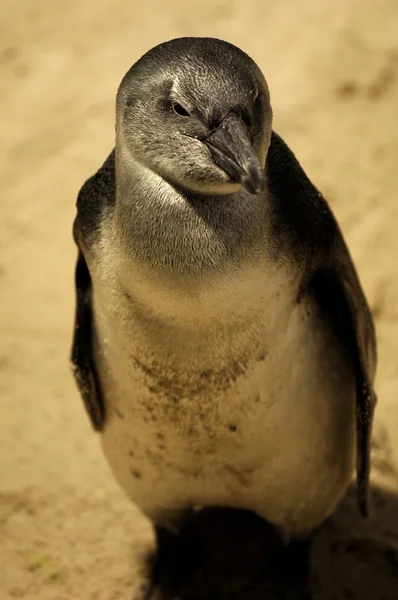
[115,37,272,197]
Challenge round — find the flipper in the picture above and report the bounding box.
[70,248,105,430]
[70,151,115,431]
[268,131,377,517]
[311,239,377,517]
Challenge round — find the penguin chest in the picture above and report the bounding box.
[95,283,356,530]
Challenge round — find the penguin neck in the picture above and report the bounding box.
[102,148,302,327]
[113,147,276,283]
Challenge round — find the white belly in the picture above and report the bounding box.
[93,261,356,535]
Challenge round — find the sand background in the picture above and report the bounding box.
[1,0,398,598]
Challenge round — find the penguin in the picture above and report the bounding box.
[146,506,310,600]
[71,37,377,550]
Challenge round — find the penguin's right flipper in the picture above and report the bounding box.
[70,151,115,431]
[70,247,105,431]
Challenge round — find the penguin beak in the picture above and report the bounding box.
[204,113,265,194]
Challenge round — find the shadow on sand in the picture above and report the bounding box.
[144,485,398,599]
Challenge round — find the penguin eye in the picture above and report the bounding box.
[253,92,263,115]
[241,110,252,128]
[171,101,190,117]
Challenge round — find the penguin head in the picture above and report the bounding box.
[116,37,273,196]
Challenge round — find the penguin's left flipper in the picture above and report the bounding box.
[312,236,377,518]
[70,246,105,431]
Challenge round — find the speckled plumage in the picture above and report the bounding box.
[71,38,377,541]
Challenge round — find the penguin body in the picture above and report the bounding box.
[71,38,376,539]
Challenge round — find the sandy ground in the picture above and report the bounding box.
[1,0,398,598]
